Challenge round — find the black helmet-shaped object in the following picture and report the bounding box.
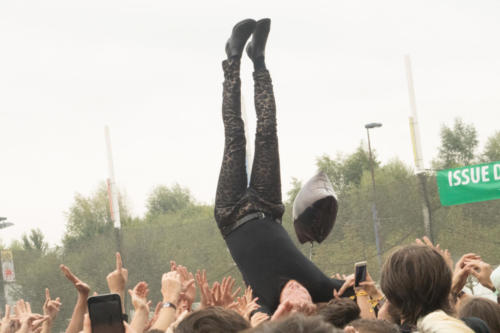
[292,171,338,244]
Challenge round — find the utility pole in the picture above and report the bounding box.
[105,126,122,253]
[405,55,433,242]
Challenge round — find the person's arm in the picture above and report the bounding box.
[354,289,375,319]
[41,288,61,333]
[128,282,151,333]
[358,272,384,317]
[149,271,182,332]
[106,252,128,314]
[60,264,90,333]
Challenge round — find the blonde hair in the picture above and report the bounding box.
[417,310,473,333]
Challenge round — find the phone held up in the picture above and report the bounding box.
[354,261,367,287]
[87,294,125,333]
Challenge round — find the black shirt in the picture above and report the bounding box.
[225,216,352,314]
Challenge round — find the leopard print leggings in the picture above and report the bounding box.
[214,58,285,230]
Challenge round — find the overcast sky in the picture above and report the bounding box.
[1,0,499,246]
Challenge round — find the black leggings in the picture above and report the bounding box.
[214,58,284,229]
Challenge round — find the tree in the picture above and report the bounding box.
[434,118,478,169]
[63,182,130,247]
[286,178,302,205]
[145,184,194,220]
[21,228,48,254]
[316,143,378,195]
[482,131,500,162]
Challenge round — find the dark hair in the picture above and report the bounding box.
[349,319,399,333]
[174,306,250,333]
[458,297,500,333]
[317,298,360,328]
[380,245,452,325]
[249,314,342,333]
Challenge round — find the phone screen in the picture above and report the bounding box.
[354,262,367,287]
[88,294,125,333]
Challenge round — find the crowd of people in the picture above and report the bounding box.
[0,240,498,333]
[1,18,499,333]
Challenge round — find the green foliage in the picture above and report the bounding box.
[21,228,48,254]
[317,143,378,195]
[63,182,130,248]
[145,184,194,220]
[286,178,302,205]
[434,118,478,169]
[482,131,500,162]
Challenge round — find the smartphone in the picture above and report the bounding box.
[354,261,367,287]
[87,294,125,333]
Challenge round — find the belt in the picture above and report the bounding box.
[221,211,281,238]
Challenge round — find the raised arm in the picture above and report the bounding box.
[60,264,90,333]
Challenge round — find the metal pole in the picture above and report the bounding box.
[405,55,433,241]
[104,126,122,254]
[366,128,383,267]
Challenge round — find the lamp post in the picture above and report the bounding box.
[365,123,383,268]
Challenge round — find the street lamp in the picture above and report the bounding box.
[0,217,14,230]
[364,123,383,268]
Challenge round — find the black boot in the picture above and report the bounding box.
[225,19,257,59]
[246,18,271,71]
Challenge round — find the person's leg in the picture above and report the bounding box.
[214,20,256,229]
[247,19,285,219]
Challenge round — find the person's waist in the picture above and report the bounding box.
[221,211,281,237]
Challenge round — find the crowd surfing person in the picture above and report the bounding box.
[1,20,499,333]
[213,18,353,317]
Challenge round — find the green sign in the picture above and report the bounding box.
[437,161,500,206]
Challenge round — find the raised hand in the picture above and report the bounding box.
[128,281,151,333]
[106,252,128,295]
[128,281,150,311]
[0,304,19,333]
[451,253,482,294]
[43,288,62,322]
[220,276,241,307]
[468,260,495,291]
[334,274,354,298]
[270,300,294,321]
[234,286,259,320]
[416,236,453,270]
[15,299,49,333]
[250,312,269,327]
[161,271,182,304]
[174,263,196,311]
[60,264,90,297]
[358,272,383,300]
[195,269,215,308]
